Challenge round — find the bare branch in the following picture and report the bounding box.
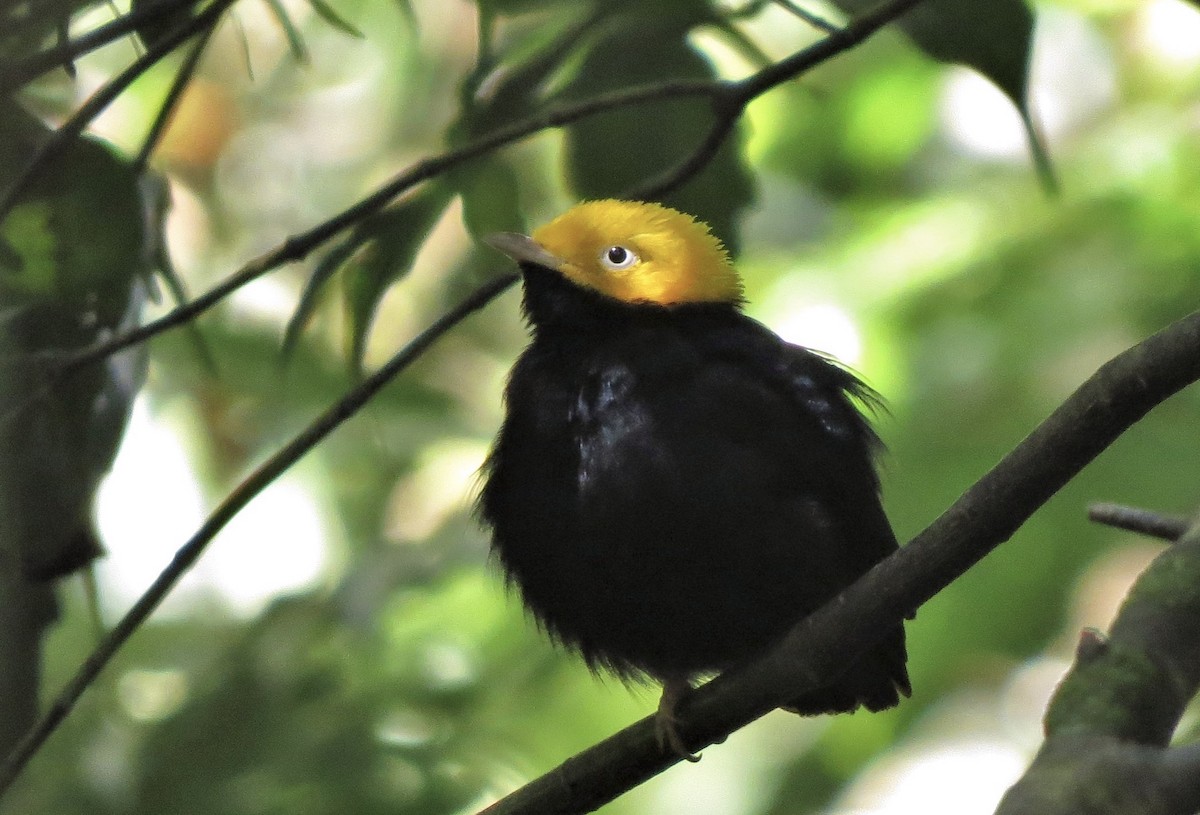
[133,21,216,173]
[1088,502,1189,542]
[996,512,1200,814]
[0,274,519,800]
[0,0,238,222]
[32,76,716,377]
[634,0,924,200]
[735,0,922,99]
[3,0,923,431]
[0,0,206,93]
[772,0,841,34]
[627,99,744,202]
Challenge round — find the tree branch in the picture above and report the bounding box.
[772,0,841,34]
[0,0,238,223]
[18,76,714,387]
[1088,502,1189,542]
[1,0,922,433]
[996,512,1200,815]
[0,0,206,93]
[476,309,1200,815]
[0,274,519,801]
[133,20,215,173]
[632,0,924,201]
[104,0,918,359]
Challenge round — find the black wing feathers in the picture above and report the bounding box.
[479,296,909,707]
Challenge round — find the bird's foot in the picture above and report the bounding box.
[655,679,701,762]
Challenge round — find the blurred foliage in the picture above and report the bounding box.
[3,0,1200,814]
[0,102,151,579]
[557,6,756,247]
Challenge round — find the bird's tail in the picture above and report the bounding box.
[784,628,910,715]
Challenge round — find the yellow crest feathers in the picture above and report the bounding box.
[511,200,743,306]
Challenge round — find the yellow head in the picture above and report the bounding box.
[488,200,743,306]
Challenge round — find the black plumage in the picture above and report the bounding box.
[479,259,910,719]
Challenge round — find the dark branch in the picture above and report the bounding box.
[634,0,923,201]
[29,76,715,380]
[133,22,216,172]
[627,100,744,202]
[0,0,237,222]
[772,0,841,34]
[736,0,922,99]
[996,513,1200,814]
[2,0,922,431]
[0,0,206,93]
[477,309,1200,815]
[1088,502,1190,542]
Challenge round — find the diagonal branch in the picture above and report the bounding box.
[133,20,216,172]
[0,0,238,223]
[0,0,207,93]
[598,0,926,206]
[1088,502,1190,542]
[0,274,519,801]
[996,511,1200,815]
[26,0,924,388]
[476,308,1200,815]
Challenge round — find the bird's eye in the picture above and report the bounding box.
[600,245,639,271]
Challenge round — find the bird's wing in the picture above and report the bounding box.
[683,321,902,570]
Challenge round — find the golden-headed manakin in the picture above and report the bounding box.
[480,200,909,757]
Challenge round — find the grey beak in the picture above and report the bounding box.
[485,232,565,271]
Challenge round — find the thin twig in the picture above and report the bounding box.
[737,0,922,99]
[0,0,237,223]
[772,0,841,34]
[1088,503,1190,542]
[133,22,215,172]
[0,0,205,93]
[623,0,924,200]
[0,75,715,434]
[30,0,923,388]
[63,77,714,361]
[627,93,745,202]
[0,273,519,799]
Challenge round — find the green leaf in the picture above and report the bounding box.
[557,12,755,252]
[453,7,595,143]
[282,232,360,361]
[0,202,56,295]
[456,156,525,239]
[832,0,1032,100]
[832,0,1055,190]
[307,0,364,38]
[2,134,148,319]
[0,131,151,580]
[472,0,578,14]
[264,0,309,62]
[341,185,453,370]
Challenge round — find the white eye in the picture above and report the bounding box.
[600,245,639,271]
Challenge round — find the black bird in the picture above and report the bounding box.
[479,200,909,757]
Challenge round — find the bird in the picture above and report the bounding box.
[478,199,909,758]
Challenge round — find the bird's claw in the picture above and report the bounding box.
[656,680,701,762]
